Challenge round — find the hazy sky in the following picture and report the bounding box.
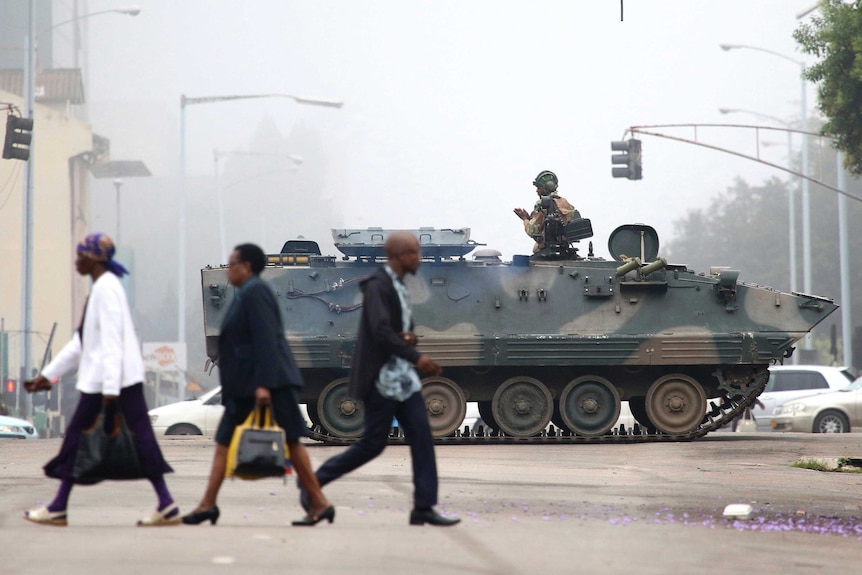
[39,0,833,378]
[71,0,817,262]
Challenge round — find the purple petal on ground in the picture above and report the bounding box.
[357,510,365,516]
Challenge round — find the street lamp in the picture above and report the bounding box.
[213,149,304,259]
[718,107,798,298]
[41,6,141,35]
[719,43,813,352]
[177,93,343,343]
[18,1,141,415]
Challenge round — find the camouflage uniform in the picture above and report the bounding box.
[523,192,576,252]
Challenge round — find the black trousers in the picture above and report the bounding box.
[315,387,438,508]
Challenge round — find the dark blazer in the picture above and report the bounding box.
[348,267,421,400]
[218,275,304,400]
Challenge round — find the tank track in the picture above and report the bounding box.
[305,369,769,445]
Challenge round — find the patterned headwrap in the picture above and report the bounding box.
[77,233,129,277]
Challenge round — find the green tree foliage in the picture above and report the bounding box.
[794,0,862,174]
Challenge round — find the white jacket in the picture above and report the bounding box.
[42,272,144,396]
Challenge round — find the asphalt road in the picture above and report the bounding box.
[2,433,862,575]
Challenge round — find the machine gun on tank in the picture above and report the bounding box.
[532,195,594,260]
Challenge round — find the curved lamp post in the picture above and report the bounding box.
[719,43,814,352]
[718,107,797,299]
[177,93,342,343]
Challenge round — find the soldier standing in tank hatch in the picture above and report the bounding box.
[513,170,576,253]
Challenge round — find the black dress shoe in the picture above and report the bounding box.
[292,505,335,526]
[181,506,220,526]
[409,508,460,526]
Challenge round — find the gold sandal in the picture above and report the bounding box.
[24,505,68,527]
[137,503,181,527]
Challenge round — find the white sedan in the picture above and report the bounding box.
[148,386,225,436]
[149,387,313,436]
[0,414,39,439]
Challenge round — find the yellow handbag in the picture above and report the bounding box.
[225,405,291,480]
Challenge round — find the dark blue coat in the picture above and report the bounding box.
[348,267,421,401]
[218,275,304,400]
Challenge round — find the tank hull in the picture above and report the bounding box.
[201,243,836,442]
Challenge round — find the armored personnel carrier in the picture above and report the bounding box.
[200,220,837,444]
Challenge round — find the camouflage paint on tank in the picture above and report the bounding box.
[201,225,837,440]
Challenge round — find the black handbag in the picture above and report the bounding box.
[72,408,145,485]
[229,405,287,480]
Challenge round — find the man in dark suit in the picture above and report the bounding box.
[303,231,460,526]
[183,243,333,527]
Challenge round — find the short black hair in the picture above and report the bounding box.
[234,243,266,274]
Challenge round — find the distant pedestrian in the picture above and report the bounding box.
[732,397,766,432]
[23,233,180,527]
[181,243,332,527]
[300,231,460,526]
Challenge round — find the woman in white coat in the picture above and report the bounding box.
[23,233,179,527]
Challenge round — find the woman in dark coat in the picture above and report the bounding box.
[182,243,333,526]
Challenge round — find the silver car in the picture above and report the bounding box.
[749,365,855,431]
[771,376,862,433]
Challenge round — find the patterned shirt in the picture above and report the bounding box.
[375,265,422,401]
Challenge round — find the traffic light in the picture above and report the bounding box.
[611,138,642,180]
[3,114,34,161]
[3,378,15,405]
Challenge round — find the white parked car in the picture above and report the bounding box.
[0,414,39,439]
[749,365,855,431]
[148,386,225,436]
[149,387,314,436]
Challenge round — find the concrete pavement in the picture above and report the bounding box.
[2,433,862,575]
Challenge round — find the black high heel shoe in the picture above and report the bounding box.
[181,506,220,525]
[292,505,335,526]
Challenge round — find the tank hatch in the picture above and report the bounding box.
[608,224,659,263]
[332,227,482,259]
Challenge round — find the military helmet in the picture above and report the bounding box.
[533,170,558,193]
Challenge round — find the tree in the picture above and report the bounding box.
[794,0,862,174]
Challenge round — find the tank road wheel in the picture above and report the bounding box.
[628,397,656,433]
[421,377,467,438]
[491,376,553,437]
[317,378,364,439]
[558,376,621,437]
[645,374,707,435]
